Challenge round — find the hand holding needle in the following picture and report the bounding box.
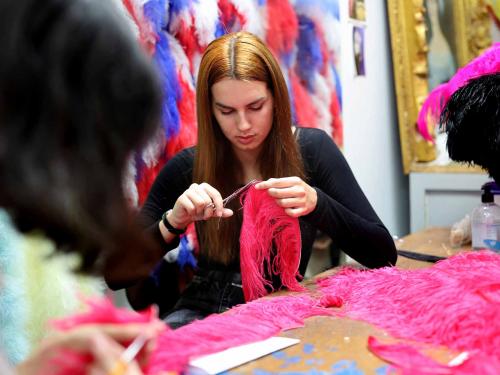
[106,333,150,375]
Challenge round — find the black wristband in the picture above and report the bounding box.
[161,210,186,235]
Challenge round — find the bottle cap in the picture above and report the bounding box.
[482,191,494,203]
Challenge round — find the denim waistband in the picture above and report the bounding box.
[195,267,242,286]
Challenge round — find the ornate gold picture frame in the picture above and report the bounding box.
[387,0,494,174]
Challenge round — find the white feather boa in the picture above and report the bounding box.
[0,210,104,362]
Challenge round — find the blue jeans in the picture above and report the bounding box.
[162,268,245,329]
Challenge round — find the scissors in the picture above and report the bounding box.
[207,179,258,210]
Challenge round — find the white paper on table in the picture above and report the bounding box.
[187,336,300,375]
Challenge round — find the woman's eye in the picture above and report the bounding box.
[249,105,263,111]
[220,109,234,115]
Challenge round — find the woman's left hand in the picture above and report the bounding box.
[255,177,317,217]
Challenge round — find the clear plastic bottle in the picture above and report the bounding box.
[471,188,500,251]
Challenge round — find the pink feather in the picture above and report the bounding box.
[49,298,163,375]
[317,250,500,373]
[239,185,305,302]
[417,43,500,142]
[146,293,333,373]
[51,294,334,374]
[330,88,343,146]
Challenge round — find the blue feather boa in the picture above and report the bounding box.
[0,209,29,365]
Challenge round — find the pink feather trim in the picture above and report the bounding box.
[51,293,336,374]
[240,185,306,301]
[317,250,500,373]
[417,43,500,142]
[148,294,333,373]
[49,298,164,375]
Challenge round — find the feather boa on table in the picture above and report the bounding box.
[51,250,499,374]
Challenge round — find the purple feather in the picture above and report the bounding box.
[296,15,323,92]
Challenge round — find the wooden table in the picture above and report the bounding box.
[230,227,470,374]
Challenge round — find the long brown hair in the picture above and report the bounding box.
[193,31,305,264]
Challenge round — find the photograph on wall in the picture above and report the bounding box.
[348,0,366,22]
[353,25,366,76]
[425,0,458,90]
[486,0,500,41]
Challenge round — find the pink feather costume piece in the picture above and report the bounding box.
[417,43,500,142]
[50,293,336,374]
[239,185,306,301]
[317,250,500,373]
[48,299,161,375]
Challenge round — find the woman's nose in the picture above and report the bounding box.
[236,112,251,131]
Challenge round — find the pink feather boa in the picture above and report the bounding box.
[318,250,500,373]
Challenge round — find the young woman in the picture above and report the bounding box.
[0,0,164,373]
[125,31,397,328]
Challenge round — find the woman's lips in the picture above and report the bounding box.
[236,135,255,145]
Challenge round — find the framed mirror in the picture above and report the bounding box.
[388,0,499,173]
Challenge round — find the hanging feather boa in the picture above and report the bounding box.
[295,15,323,91]
[191,0,219,47]
[294,0,341,58]
[217,0,237,35]
[265,0,298,56]
[310,72,333,136]
[165,33,198,158]
[289,69,318,127]
[230,0,265,38]
[122,0,158,55]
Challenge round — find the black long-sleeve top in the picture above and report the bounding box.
[125,128,397,312]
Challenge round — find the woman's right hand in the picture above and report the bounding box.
[168,183,233,229]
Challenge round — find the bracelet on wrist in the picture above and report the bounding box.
[161,209,186,235]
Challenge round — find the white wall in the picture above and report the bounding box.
[340,0,409,237]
